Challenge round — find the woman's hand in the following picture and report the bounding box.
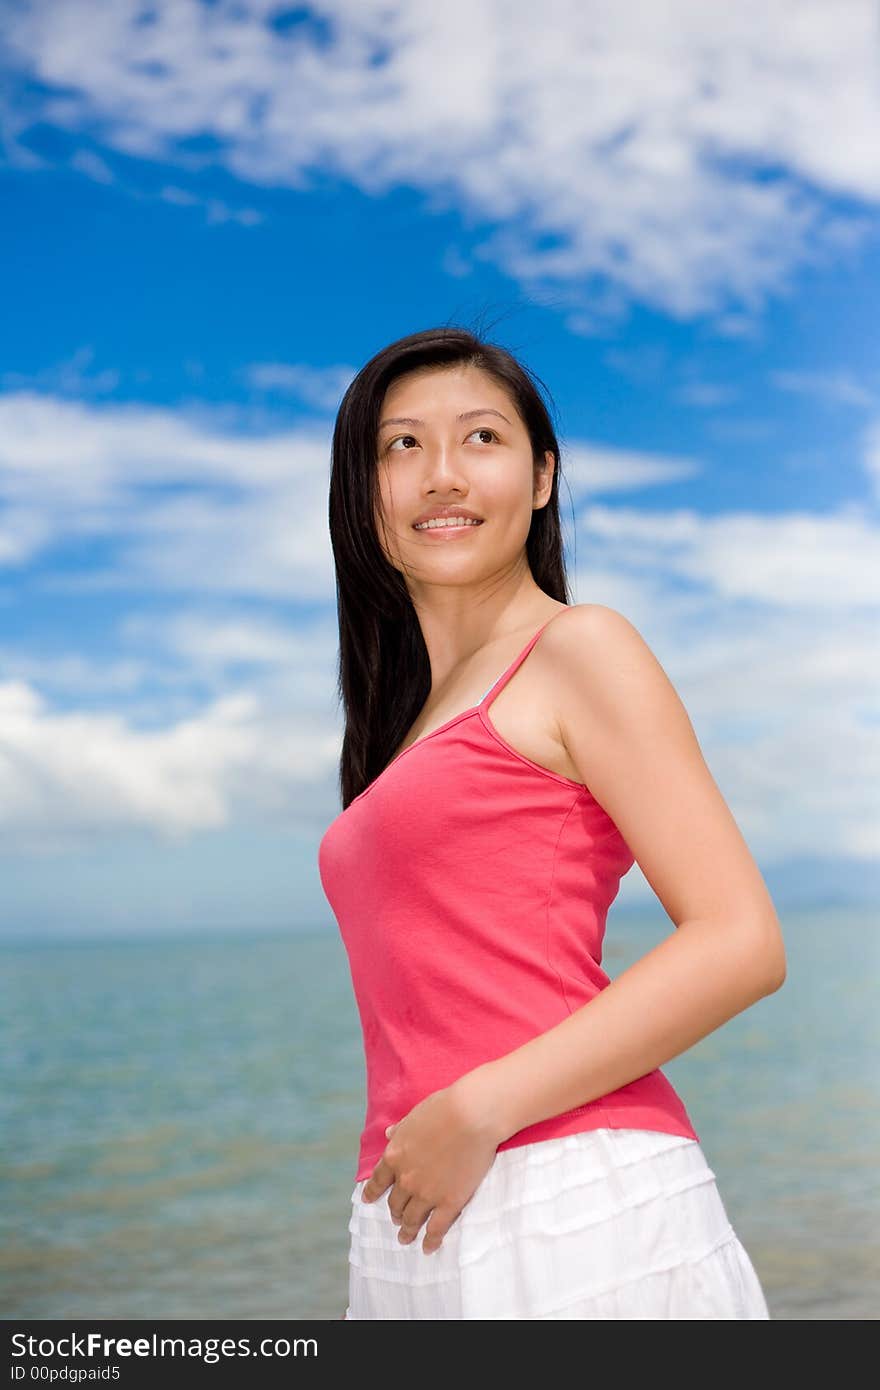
[360,1070,504,1255]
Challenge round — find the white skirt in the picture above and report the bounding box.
[345,1127,770,1319]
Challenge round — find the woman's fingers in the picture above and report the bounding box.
[361,1154,393,1203]
[423,1203,460,1254]
[393,1193,433,1243]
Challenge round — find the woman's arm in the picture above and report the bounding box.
[453,605,786,1145]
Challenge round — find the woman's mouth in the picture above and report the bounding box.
[412,517,484,532]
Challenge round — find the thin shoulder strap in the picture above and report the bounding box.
[477,607,574,708]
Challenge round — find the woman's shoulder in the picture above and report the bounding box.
[541,602,669,720]
[546,602,643,654]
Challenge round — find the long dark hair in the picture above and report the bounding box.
[328,324,572,808]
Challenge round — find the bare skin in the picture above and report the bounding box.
[387,598,575,773]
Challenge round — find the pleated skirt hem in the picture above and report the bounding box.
[345,1127,770,1320]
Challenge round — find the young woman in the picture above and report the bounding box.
[318,325,784,1319]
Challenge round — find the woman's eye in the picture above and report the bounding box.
[386,428,498,451]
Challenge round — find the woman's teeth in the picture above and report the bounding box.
[413,517,482,530]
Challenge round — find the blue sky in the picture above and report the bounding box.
[1,0,878,937]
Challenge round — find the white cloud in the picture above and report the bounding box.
[675,382,740,409]
[604,345,669,385]
[864,419,880,498]
[770,369,879,411]
[242,361,356,410]
[704,417,778,444]
[3,0,879,323]
[69,147,114,183]
[572,502,880,606]
[0,674,340,852]
[562,444,701,497]
[0,390,335,598]
[121,610,302,670]
[2,346,121,398]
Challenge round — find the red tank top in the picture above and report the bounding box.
[318,607,699,1181]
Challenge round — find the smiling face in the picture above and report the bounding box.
[373,362,555,590]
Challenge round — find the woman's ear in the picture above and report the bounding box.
[533,450,555,508]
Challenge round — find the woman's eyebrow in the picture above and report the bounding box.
[378,408,512,430]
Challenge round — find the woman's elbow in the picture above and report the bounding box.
[759,921,787,994]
